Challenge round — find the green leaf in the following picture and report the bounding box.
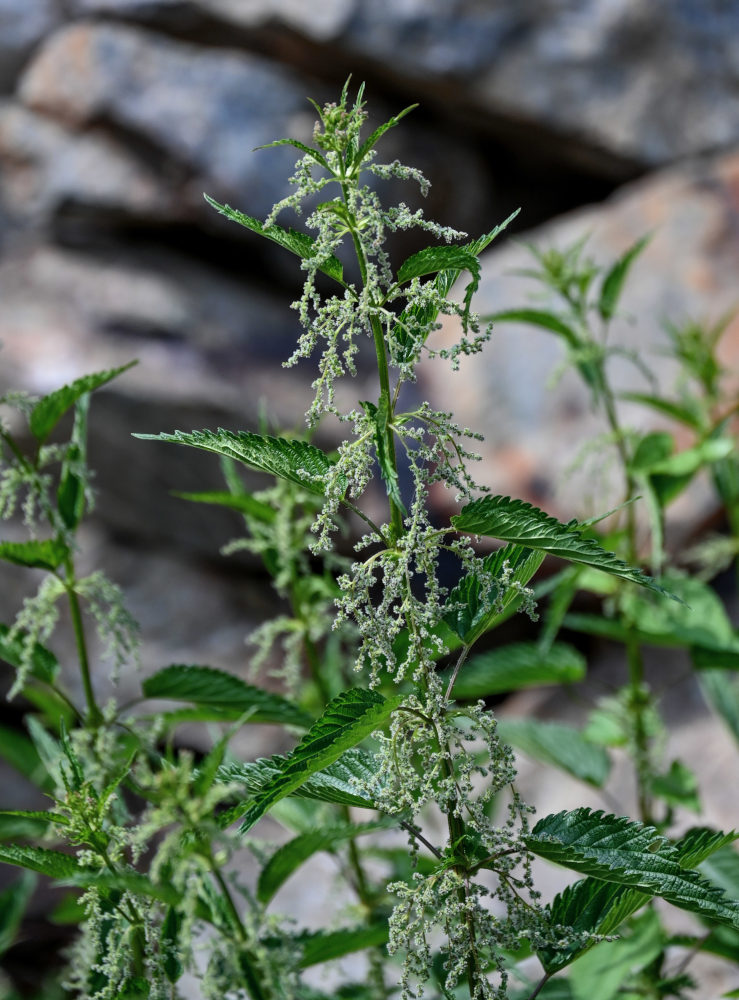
[527,808,739,929]
[497,718,610,787]
[0,538,68,571]
[700,670,739,745]
[650,760,700,813]
[699,842,739,900]
[172,489,276,523]
[361,399,406,515]
[257,819,397,903]
[0,871,36,956]
[443,544,544,644]
[621,572,735,651]
[142,664,311,727]
[0,626,59,683]
[353,103,417,167]
[676,828,739,870]
[444,641,585,700]
[629,431,674,473]
[568,909,663,1000]
[396,246,480,286]
[619,392,703,431]
[483,309,581,350]
[452,496,667,595]
[598,235,650,321]
[296,923,390,968]
[57,394,90,530]
[255,137,329,170]
[29,363,136,443]
[204,195,344,283]
[161,906,183,983]
[134,429,345,498]
[539,878,650,973]
[233,690,401,832]
[0,844,83,879]
[219,747,381,811]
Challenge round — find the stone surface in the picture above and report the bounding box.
[18,23,308,217]
[0,0,61,92]
[0,102,178,229]
[63,0,739,168]
[423,147,739,531]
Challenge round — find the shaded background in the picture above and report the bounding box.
[1,1,739,994]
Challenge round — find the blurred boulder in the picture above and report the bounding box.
[424,147,739,532]
[0,102,177,232]
[62,0,739,169]
[18,22,307,217]
[0,0,61,93]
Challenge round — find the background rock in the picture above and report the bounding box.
[1,4,739,994]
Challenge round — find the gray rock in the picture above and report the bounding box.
[71,0,355,39]
[0,0,61,93]
[0,102,178,229]
[18,23,308,216]
[63,0,739,167]
[423,147,739,533]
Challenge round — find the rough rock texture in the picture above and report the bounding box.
[65,0,739,167]
[425,148,739,530]
[17,23,307,218]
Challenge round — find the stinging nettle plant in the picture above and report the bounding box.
[0,79,738,1000]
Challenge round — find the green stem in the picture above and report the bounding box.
[341,182,405,541]
[626,635,652,823]
[210,858,247,943]
[63,559,101,727]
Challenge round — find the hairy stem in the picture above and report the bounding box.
[63,558,101,727]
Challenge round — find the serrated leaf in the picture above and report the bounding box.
[396,246,480,286]
[392,212,517,364]
[204,195,344,283]
[0,626,59,683]
[353,103,417,166]
[142,664,311,727]
[540,877,650,973]
[453,495,668,595]
[296,922,390,968]
[234,690,401,832]
[444,641,585,699]
[361,399,406,515]
[255,137,329,170]
[528,808,739,929]
[29,363,136,443]
[219,747,381,811]
[676,828,739,870]
[598,235,650,321]
[443,544,545,644]
[172,489,276,523]
[257,818,397,903]
[0,844,83,879]
[134,429,345,498]
[0,871,35,956]
[0,538,68,571]
[497,718,610,787]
